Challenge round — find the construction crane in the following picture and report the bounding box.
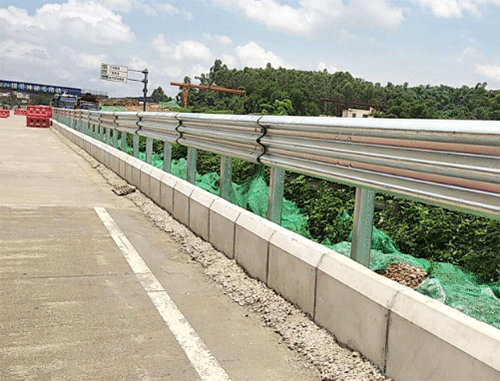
[171,82,247,108]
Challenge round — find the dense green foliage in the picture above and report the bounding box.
[151,86,172,103]
[282,174,499,282]
[160,60,500,282]
[374,197,500,281]
[181,59,500,120]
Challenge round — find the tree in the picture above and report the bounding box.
[260,99,294,115]
[151,86,170,103]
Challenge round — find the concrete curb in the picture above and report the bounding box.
[52,120,500,381]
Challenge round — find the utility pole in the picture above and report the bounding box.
[129,68,148,112]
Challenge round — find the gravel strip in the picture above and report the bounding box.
[54,128,391,381]
[378,262,428,289]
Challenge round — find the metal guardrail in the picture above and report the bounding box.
[52,109,500,267]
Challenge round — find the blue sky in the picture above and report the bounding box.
[1,0,499,97]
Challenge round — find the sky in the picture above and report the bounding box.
[0,0,499,98]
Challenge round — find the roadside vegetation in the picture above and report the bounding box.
[151,59,499,282]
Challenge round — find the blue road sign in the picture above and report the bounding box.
[0,80,82,97]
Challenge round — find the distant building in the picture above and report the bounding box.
[15,92,29,101]
[0,90,29,105]
[342,107,376,118]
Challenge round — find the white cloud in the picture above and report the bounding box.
[461,47,487,61]
[202,33,233,45]
[0,39,49,60]
[0,1,135,44]
[222,54,237,67]
[61,47,107,70]
[476,64,500,83]
[53,69,72,80]
[128,55,152,71]
[76,0,192,19]
[412,0,500,18]
[211,0,404,35]
[235,41,288,68]
[190,64,211,80]
[98,0,140,12]
[153,34,213,62]
[337,29,359,44]
[316,62,338,73]
[158,66,183,78]
[345,0,405,30]
[151,2,193,20]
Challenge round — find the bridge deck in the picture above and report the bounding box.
[0,115,321,380]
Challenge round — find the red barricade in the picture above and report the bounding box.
[27,105,52,118]
[0,109,10,118]
[26,117,50,128]
[14,108,27,116]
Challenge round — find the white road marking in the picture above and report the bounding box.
[94,207,231,381]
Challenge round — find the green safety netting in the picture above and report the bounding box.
[100,106,128,112]
[118,142,500,330]
[160,100,181,108]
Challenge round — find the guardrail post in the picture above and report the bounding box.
[220,156,233,200]
[133,134,139,158]
[146,137,153,164]
[163,142,172,173]
[112,130,118,148]
[105,128,111,144]
[351,187,375,268]
[187,147,197,184]
[121,132,127,152]
[267,167,285,224]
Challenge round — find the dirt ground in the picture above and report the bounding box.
[101,98,172,112]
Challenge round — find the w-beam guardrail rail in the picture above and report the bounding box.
[53,109,500,268]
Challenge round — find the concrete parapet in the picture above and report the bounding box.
[386,288,500,381]
[83,137,90,155]
[124,156,135,185]
[159,174,177,214]
[118,152,127,179]
[209,198,244,259]
[107,146,119,174]
[268,229,331,317]
[315,252,406,368]
[189,187,218,241]
[150,168,164,206]
[234,211,277,282]
[131,159,143,188]
[140,165,153,198]
[94,141,105,164]
[91,140,99,160]
[172,179,194,226]
[104,146,113,169]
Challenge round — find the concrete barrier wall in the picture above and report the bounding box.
[52,120,500,381]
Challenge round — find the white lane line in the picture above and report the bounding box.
[94,207,231,381]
